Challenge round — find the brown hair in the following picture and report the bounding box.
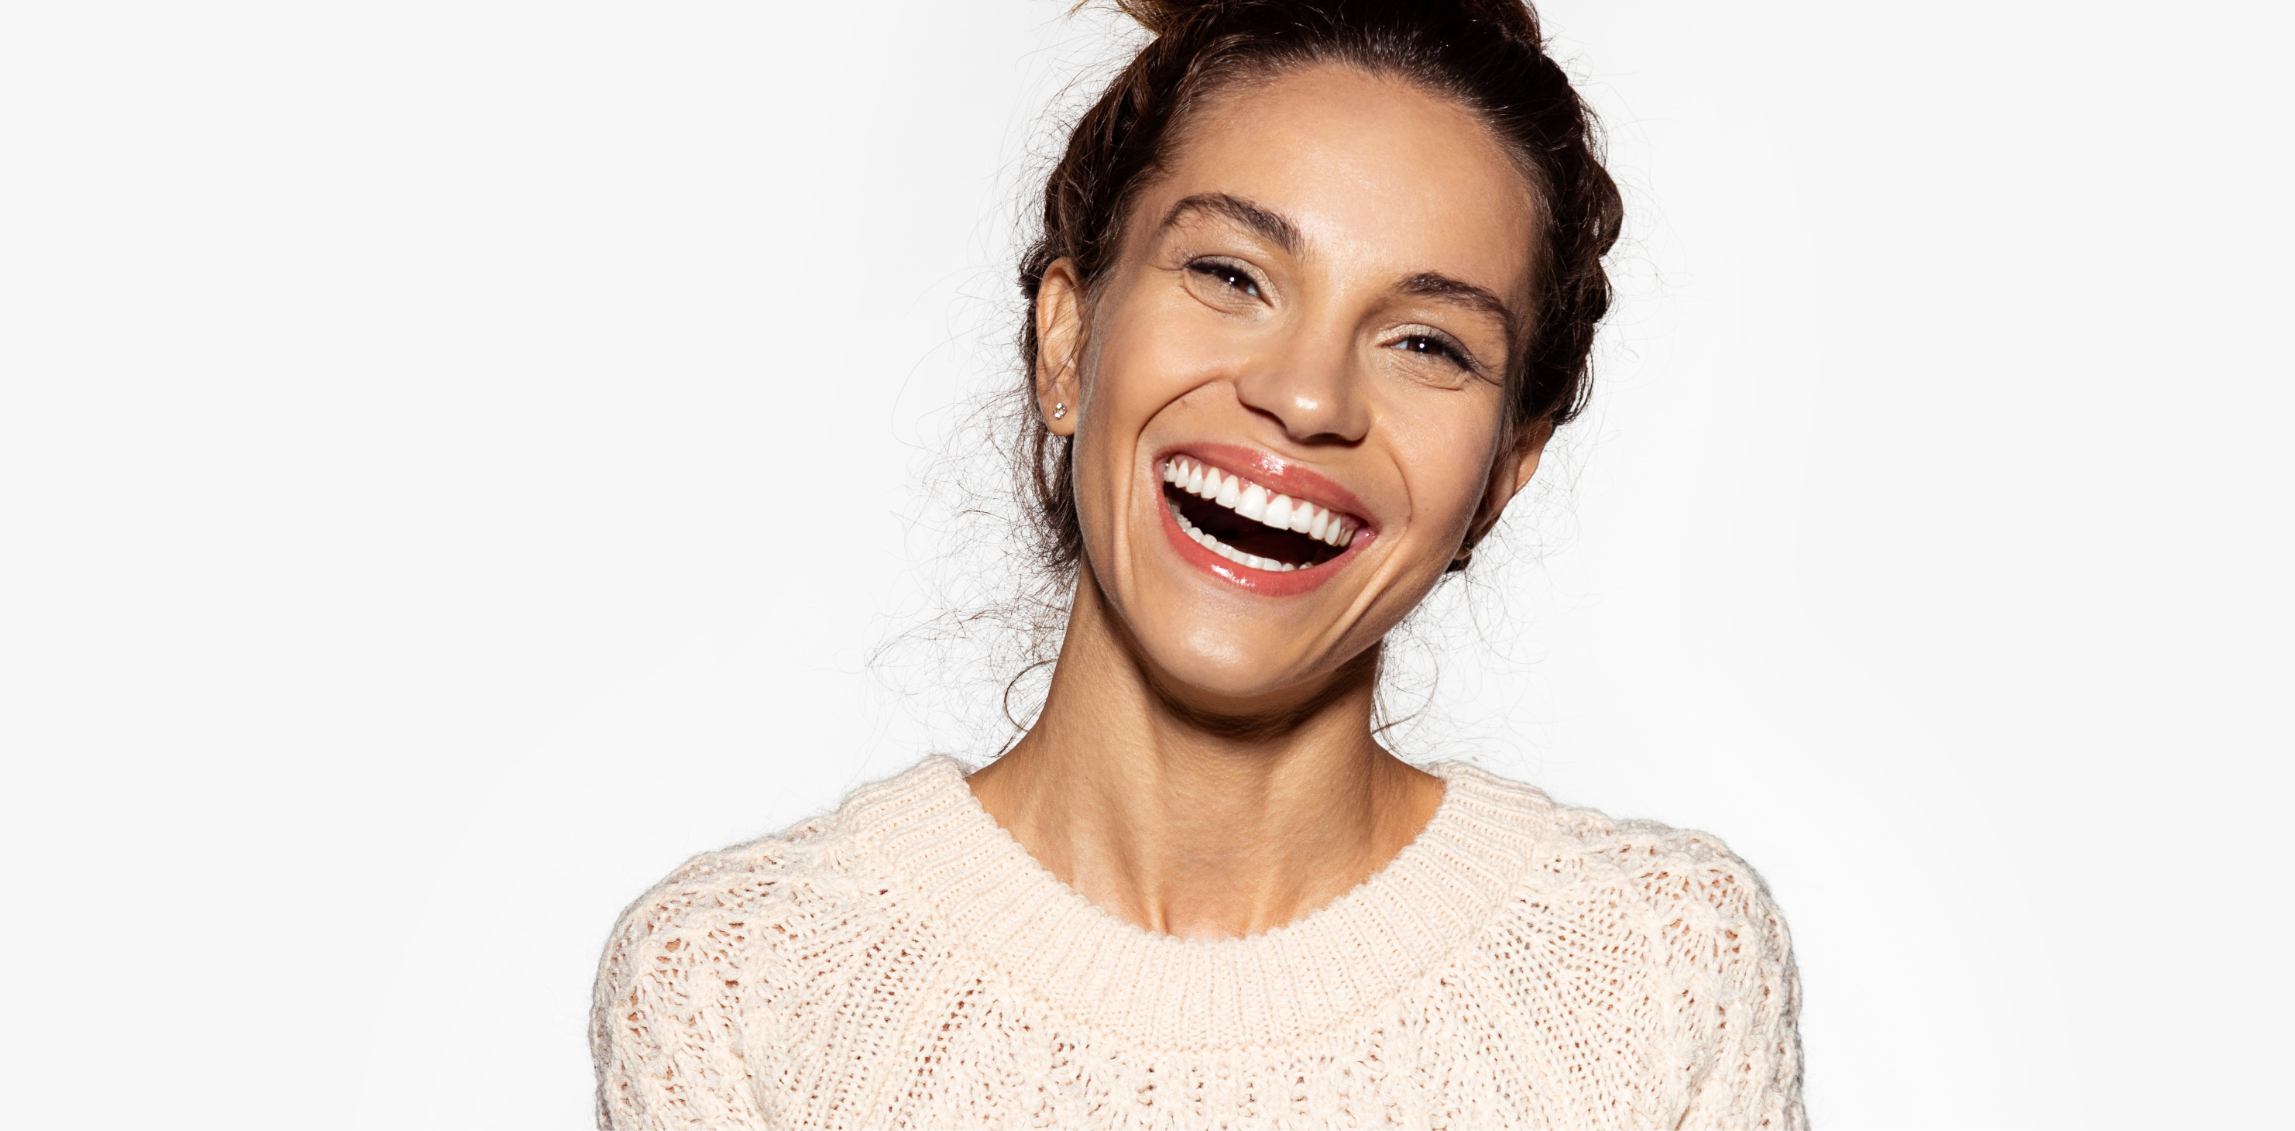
[1014,0,1622,574]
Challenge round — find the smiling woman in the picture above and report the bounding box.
[590,1,1802,1127]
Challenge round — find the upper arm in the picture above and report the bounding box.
[1640,832,1805,1129]
[591,855,783,1130]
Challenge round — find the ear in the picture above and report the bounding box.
[1502,417,1553,501]
[1035,258,1086,437]
[1457,418,1554,564]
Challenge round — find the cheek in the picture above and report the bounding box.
[1068,296,1206,529]
[1073,300,1234,487]
[1383,395,1505,538]
[1088,292,1235,411]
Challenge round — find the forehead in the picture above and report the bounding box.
[1147,64,1540,299]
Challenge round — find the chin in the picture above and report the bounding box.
[1136,621,1365,713]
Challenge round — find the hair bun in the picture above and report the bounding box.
[1104,0,1542,45]
[1101,0,1213,38]
[1017,0,1613,576]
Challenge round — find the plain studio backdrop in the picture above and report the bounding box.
[2,2,2289,1128]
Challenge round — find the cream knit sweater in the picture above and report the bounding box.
[591,757,1804,1129]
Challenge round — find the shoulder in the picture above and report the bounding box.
[1565,812,1792,960]
[593,757,942,1003]
[587,813,839,1119]
[1442,763,1804,1119]
[607,798,846,925]
[590,759,946,1128]
[597,754,968,954]
[1439,761,1795,975]
[594,812,839,986]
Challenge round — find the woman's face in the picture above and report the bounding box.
[1040,63,1544,709]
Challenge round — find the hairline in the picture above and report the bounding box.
[1090,56,1551,391]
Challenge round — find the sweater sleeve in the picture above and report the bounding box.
[590,851,782,1130]
[1652,831,1806,1130]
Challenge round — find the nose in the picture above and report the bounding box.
[1231,329,1371,445]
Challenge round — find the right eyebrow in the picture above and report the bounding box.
[1155,192,1302,255]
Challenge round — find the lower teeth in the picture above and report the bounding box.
[1172,502,1297,572]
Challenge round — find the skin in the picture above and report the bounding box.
[965,63,1550,939]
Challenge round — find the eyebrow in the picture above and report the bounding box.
[1158,192,1301,255]
[1159,191,1523,340]
[1398,272,1522,342]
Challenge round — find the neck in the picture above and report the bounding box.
[965,569,1445,939]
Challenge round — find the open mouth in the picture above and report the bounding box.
[1161,455,1364,573]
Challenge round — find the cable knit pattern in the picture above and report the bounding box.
[591,758,1803,1129]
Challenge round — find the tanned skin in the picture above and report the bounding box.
[967,65,1549,939]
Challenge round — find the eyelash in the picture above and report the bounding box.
[1186,258,1263,298]
[1391,330,1486,379]
[1184,256,1483,377]
[1393,333,1472,370]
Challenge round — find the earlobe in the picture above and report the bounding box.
[1036,259,1086,436]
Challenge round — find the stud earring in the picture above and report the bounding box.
[1052,402,1067,420]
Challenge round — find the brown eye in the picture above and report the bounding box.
[1394,334,1467,368]
[1187,260,1262,298]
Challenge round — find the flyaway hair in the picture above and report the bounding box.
[1016,0,1622,575]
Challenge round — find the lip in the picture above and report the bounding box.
[1151,443,1377,597]
[1161,443,1374,522]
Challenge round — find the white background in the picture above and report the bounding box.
[3,2,2288,1127]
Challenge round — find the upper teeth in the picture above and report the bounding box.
[1163,456,1360,548]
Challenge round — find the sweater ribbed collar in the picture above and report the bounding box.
[840,755,1551,1051]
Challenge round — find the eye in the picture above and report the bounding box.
[1392,333,1474,371]
[1186,259,1263,299]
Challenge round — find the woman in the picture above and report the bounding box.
[592,0,1803,1126]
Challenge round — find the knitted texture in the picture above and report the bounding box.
[591,758,1804,1129]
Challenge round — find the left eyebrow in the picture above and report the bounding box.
[1398,271,1522,342]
